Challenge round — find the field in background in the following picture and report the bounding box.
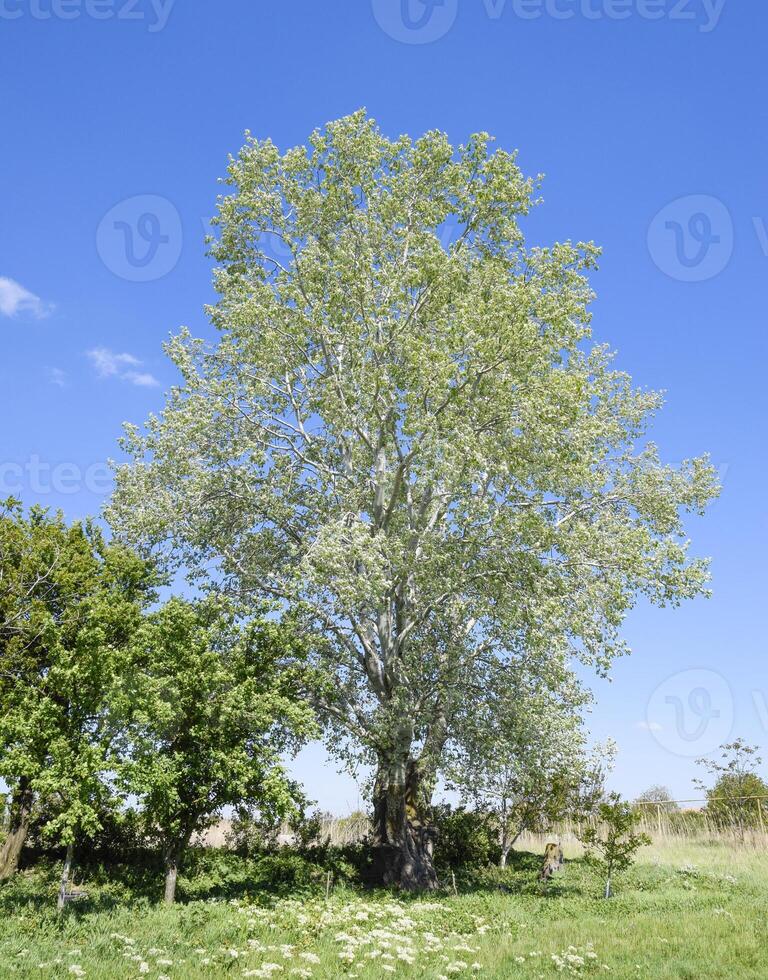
[199,808,768,852]
[2,835,768,978]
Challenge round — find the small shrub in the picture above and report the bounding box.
[578,793,651,898]
[433,805,499,869]
[289,809,332,848]
[226,812,282,856]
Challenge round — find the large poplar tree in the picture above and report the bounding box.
[108,112,718,889]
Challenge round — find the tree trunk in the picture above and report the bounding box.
[57,842,75,912]
[498,806,508,868]
[164,860,178,904]
[163,838,187,904]
[371,755,438,890]
[498,814,523,868]
[0,778,33,881]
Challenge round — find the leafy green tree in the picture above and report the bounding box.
[113,598,316,902]
[107,112,718,889]
[578,793,651,897]
[445,666,592,867]
[695,740,768,836]
[634,784,679,813]
[0,499,155,883]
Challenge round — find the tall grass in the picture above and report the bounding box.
[277,808,768,854]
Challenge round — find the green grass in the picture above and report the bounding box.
[1,840,767,978]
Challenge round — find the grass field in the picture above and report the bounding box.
[1,838,766,979]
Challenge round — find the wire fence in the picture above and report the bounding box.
[310,797,768,850]
[631,795,768,839]
[7,796,768,850]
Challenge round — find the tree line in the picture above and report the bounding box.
[2,111,718,896]
[0,500,316,902]
[0,497,616,903]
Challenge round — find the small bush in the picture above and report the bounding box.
[433,805,499,869]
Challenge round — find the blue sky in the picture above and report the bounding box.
[1,0,766,812]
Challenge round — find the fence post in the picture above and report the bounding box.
[656,805,662,837]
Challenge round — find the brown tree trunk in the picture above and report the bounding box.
[163,836,189,904]
[371,755,438,890]
[0,778,33,881]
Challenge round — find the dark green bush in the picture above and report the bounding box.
[432,805,499,869]
[177,846,362,899]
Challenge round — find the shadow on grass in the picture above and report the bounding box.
[0,845,594,919]
[446,849,593,900]
[0,844,372,916]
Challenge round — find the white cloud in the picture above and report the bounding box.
[86,347,160,387]
[636,720,663,732]
[0,276,54,319]
[47,367,67,388]
[87,347,140,378]
[124,370,160,388]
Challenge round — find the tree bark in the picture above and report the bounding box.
[498,809,523,868]
[163,837,188,904]
[0,778,33,881]
[164,859,178,904]
[371,755,438,890]
[57,842,75,912]
[499,809,511,868]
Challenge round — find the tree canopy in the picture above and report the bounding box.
[0,498,156,879]
[112,597,316,902]
[444,664,595,867]
[696,740,768,834]
[108,111,718,888]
